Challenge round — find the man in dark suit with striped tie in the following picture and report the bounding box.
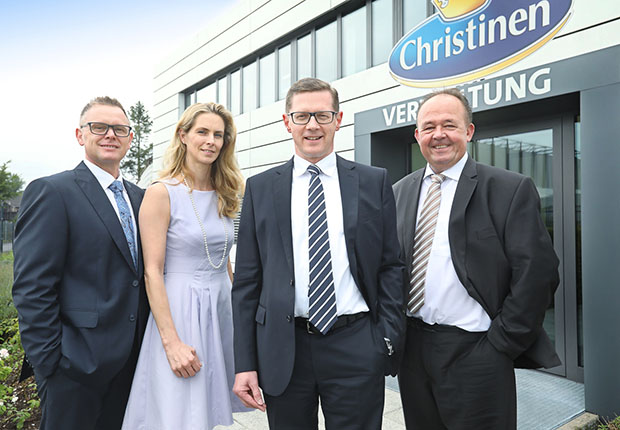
[232,78,406,429]
[393,88,560,429]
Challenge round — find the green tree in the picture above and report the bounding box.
[0,161,24,203]
[121,101,153,182]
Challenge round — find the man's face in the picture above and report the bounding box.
[76,104,133,177]
[414,94,474,173]
[283,90,343,164]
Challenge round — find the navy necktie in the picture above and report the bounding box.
[109,180,137,269]
[307,164,337,334]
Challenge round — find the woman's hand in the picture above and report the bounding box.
[164,340,202,378]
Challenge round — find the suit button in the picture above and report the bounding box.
[132,280,139,287]
[290,279,295,286]
[129,314,136,322]
[286,315,292,323]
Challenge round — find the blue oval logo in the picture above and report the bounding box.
[389,0,573,88]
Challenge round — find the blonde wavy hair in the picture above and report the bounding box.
[159,102,244,218]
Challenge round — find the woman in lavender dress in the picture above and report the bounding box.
[122,102,248,429]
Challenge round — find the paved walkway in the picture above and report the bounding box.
[217,370,588,430]
[216,388,405,429]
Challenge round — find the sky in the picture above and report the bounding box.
[0,0,241,185]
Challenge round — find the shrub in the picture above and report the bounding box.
[0,317,40,429]
[599,416,620,430]
[0,252,40,429]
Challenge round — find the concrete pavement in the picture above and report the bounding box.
[215,388,406,429]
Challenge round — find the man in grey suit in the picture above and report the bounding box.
[232,78,405,429]
[393,88,560,430]
[12,96,149,429]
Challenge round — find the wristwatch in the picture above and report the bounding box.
[384,337,394,356]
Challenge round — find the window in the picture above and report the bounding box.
[297,33,312,80]
[242,62,257,113]
[230,69,241,115]
[372,0,393,66]
[403,0,428,34]
[185,91,196,108]
[259,52,276,107]
[342,7,367,77]
[217,77,228,108]
[278,44,291,100]
[315,21,337,83]
[197,82,216,103]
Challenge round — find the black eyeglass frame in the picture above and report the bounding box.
[80,122,133,137]
[288,111,338,125]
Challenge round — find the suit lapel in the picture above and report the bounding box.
[403,170,424,272]
[449,157,478,284]
[336,156,359,283]
[73,162,137,273]
[273,159,295,276]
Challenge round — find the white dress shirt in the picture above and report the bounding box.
[410,153,491,332]
[291,152,369,318]
[83,159,138,246]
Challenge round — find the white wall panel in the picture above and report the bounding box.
[152,0,620,183]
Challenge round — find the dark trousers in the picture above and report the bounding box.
[35,338,140,430]
[398,317,516,430]
[264,314,385,430]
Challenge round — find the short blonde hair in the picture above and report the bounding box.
[159,102,244,218]
[80,96,128,122]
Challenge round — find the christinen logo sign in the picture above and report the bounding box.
[389,0,573,87]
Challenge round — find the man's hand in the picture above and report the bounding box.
[233,371,266,412]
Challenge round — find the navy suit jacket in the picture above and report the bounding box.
[12,162,149,385]
[232,155,406,396]
[393,156,561,369]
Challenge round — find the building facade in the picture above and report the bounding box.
[152,0,620,418]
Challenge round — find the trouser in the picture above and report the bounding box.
[398,317,516,430]
[264,314,386,429]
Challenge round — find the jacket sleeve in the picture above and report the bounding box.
[486,176,560,359]
[231,179,262,373]
[12,179,67,378]
[376,169,407,373]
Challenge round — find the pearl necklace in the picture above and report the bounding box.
[183,177,228,269]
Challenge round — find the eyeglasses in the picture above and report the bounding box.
[80,122,132,137]
[288,111,337,125]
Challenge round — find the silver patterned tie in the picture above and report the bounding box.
[408,173,445,314]
[109,180,137,269]
[307,164,338,334]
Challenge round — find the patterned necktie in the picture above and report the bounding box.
[109,180,137,269]
[307,164,338,334]
[408,173,445,314]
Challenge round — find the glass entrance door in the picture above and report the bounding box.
[471,115,583,382]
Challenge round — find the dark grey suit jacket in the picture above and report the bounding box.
[232,155,406,396]
[12,162,149,385]
[393,156,560,369]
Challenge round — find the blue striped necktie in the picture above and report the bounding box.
[307,164,337,334]
[109,180,137,269]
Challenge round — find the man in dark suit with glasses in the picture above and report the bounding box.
[232,78,406,429]
[13,96,149,429]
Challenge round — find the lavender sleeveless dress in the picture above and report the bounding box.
[122,181,247,430]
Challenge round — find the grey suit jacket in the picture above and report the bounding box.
[232,155,406,396]
[12,162,149,385]
[393,156,560,369]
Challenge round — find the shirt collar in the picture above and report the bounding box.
[83,159,126,191]
[293,151,337,177]
[423,151,468,182]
